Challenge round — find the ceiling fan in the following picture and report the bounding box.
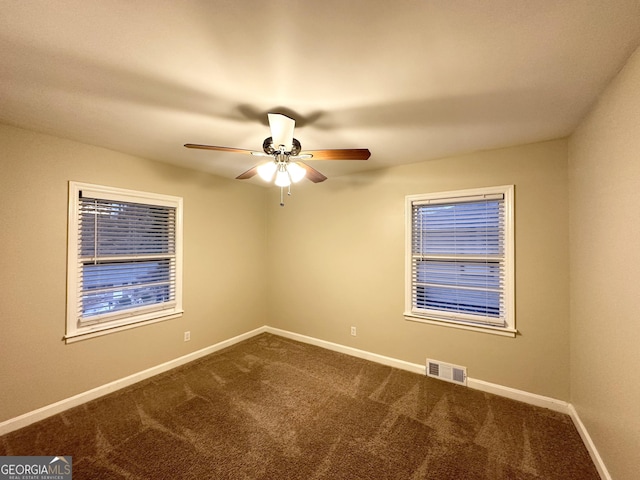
[185,113,370,204]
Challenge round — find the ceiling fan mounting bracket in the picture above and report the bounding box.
[262,137,301,156]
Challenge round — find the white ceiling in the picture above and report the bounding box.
[2,1,640,182]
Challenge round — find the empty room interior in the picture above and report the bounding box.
[1,2,639,479]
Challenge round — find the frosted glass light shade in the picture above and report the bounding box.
[287,162,306,183]
[257,162,277,181]
[275,169,291,187]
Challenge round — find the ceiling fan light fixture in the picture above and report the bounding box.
[287,162,306,183]
[185,112,369,201]
[257,161,277,182]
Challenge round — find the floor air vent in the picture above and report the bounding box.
[426,359,467,386]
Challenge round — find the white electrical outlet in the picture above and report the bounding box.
[350,326,357,336]
[184,331,191,342]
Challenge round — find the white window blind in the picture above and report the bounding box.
[67,182,183,341]
[405,186,514,333]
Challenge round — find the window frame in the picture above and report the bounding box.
[404,185,516,337]
[66,182,183,343]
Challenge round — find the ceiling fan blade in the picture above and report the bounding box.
[299,163,327,183]
[299,149,371,161]
[236,166,259,180]
[268,113,295,152]
[184,144,256,155]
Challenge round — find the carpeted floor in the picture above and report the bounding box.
[1,333,599,479]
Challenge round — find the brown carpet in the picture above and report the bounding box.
[1,333,599,479]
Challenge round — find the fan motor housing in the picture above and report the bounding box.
[263,137,301,156]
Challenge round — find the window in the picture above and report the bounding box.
[405,185,515,336]
[66,182,183,342]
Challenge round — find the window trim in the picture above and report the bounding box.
[404,185,516,337]
[66,182,183,343]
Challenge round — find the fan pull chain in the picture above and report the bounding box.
[279,185,293,207]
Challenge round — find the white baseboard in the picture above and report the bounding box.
[264,326,426,375]
[0,325,610,479]
[567,404,611,480]
[466,378,569,414]
[0,326,267,436]
[266,327,570,413]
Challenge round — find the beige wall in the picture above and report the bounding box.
[568,45,640,480]
[267,139,570,400]
[0,123,572,423]
[0,124,268,422]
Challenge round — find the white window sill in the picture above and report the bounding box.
[404,313,517,338]
[64,311,183,344]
